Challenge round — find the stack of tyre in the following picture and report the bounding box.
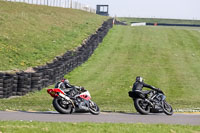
[31,72,42,91]
[2,73,13,98]
[0,19,114,99]
[16,72,31,96]
[0,73,4,98]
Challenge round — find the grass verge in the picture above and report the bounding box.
[0,121,199,133]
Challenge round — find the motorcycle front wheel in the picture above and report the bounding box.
[162,100,173,115]
[89,101,100,115]
[134,98,150,115]
[53,97,72,114]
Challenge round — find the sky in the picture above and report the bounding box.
[78,0,200,20]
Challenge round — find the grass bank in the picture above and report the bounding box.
[0,1,107,71]
[65,25,200,111]
[119,17,200,25]
[0,121,199,133]
[0,25,200,112]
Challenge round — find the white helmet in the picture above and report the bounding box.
[61,79,69,84]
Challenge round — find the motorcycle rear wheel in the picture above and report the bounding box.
[162,100,173,115]
[89,101,100,115]
[53,97,72,114]
[134,98,150,115]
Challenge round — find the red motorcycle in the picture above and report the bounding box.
[47,87,100,115]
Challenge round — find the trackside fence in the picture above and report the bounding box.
[3,0,96,13]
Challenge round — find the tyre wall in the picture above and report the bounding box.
[0,18,113,99]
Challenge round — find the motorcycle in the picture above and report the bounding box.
[47,86,100,115]
[128,89,173,115]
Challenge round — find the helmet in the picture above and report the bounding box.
[61,79,69,84]
[136,76,143,82]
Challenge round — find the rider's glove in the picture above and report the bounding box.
[80,86,85,91]
[76,86,84,91]
[157,88,164,94]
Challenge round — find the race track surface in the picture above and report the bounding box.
[0,111,199,125]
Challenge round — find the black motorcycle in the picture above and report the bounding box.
[128,89,173,115]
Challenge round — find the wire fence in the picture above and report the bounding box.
[4,0,96,13]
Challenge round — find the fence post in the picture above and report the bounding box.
[4,0,95,13]
[70,0,72,8]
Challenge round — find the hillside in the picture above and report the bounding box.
[1,25,200,112]
[0,1,107,71]
[65,25,200,111]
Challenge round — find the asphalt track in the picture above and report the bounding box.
[0,111,200,125]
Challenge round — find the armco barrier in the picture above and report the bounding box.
[114,20,127,25]
[146,23,200,27]
[0,18,113,99]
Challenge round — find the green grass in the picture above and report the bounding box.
[119,17,200,25]
[64,25,200,111]
[0,88,54,111]
[0,121,199,133]
[0,1,107,71]
[0,25,200,112]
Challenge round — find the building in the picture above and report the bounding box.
[96,5,109,16]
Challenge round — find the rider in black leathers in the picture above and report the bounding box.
[132,76,162,98]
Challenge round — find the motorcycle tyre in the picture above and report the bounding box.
[162,100,173,115]
[53,97,72,114]
[89,101,100,115]
[134,98,150,115]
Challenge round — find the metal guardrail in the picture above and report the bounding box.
[146,23,200,27]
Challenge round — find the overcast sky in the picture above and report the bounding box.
[78,0,200,20]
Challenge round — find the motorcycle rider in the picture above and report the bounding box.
[55,79,73,90]
[55,79,84,92]
[55,79,87,110]
[132,76,162,99]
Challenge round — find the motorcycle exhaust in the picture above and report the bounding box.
[59,93,71,101]
[58,92,75,108]
[145,99,154,107]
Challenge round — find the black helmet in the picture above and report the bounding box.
[136,76,143,82]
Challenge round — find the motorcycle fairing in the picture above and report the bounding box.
[47,88,65,97]
[79,91,91,100]
[128,91,146,99]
